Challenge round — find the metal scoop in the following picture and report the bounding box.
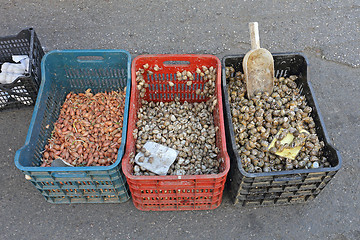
[243,22,274,99]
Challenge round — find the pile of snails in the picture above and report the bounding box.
[226,67,330,173]
[131,64,220,176]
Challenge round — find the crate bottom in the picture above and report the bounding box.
[133,201,221,211]
[42,189,128,197]
[45,193,130,204]
[131,190,224,211]
[28,175,130,204]
[236,194,317,207]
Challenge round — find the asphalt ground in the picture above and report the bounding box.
[0,1,359,239]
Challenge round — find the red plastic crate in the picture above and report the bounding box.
[122,54,230,211]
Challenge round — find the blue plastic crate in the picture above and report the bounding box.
[14,50,131,203]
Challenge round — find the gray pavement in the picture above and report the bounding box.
[1,1,359,239]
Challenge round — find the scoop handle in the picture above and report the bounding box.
[249,22,260,49]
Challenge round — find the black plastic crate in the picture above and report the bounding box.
[0,28,44,110]
[222,53,342,206]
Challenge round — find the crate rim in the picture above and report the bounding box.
[0,27,34,41]
[123,53,230,181]
[132,53,223,61]
[222,52,342,178]
[14,49,132,172]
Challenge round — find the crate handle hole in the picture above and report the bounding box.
[163,61,190,66]
[77,56,104,61]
